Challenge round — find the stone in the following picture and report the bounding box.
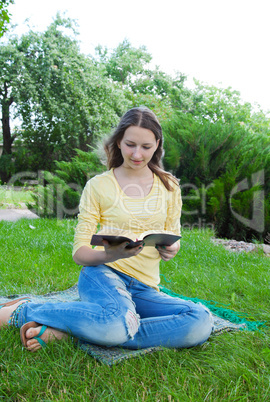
[263,244,270,255]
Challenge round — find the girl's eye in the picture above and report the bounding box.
[125,144,151,150]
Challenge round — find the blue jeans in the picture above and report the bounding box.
[18,265,213,349]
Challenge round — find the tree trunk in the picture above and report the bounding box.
[1,97,14,155]
[0,94,15,183]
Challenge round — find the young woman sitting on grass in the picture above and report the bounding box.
[0,107,213,352]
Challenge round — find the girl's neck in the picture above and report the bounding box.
[115,164,153,180]
[113,165,154,198]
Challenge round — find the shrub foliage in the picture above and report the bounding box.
[162,112,270,242]
[29,150,105,218]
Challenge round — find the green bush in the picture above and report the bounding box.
[0,154,15,183]
[162,112,270,242]
[29,149,105,218]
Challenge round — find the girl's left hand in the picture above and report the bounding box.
[156,242,180,261]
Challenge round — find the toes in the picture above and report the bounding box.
[24,325,46,351]
[22,325,67,352]
[25,326,42,340]
[26,338,38,347]
[26,341,42,352]
[26,337,44,352]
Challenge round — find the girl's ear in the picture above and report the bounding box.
[155,139,160,151]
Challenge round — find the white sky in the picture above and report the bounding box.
[7,0,270,113]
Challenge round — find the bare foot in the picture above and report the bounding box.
[25,325,68,352]
[0,300,28,327]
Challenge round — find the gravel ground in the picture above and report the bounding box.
[211,238,270,256]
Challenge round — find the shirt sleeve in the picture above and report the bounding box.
[164,183,182,236]
[72,179,100,256]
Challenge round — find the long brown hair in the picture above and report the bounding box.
[104,107,178,191]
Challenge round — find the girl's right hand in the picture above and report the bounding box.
[102,240,143,261]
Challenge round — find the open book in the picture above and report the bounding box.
[90,229,181,249]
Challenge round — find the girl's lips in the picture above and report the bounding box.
[131,160,143,164]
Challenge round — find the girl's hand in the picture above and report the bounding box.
[102,240,143,261]
[156,242,180,261]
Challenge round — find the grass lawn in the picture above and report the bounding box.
[0,218,269,401]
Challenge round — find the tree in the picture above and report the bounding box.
[190,81,270,139]
[95,39,152,85]
[95,39,200,124]
[0,0,14,37]
[0,34,27,181]
[0,15,129,180]
[191,80,255,124]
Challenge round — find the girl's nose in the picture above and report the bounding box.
[133,147,142,158]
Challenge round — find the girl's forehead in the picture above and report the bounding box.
[123,126,156,142]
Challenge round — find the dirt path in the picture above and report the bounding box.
[0,207,39,222]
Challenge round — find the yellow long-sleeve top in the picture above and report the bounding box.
[73,169,182,289]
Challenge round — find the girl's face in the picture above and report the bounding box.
[118,126,160,171]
